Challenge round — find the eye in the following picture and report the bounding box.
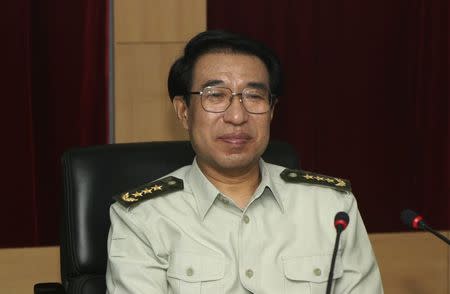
[244,89,268,102]
[247,94,264,100]
[209,92,226,98]
[204,88,228,103]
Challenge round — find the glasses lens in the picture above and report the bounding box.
[242,88,271,113]
[202,87,231,112]
[200,87,271,114]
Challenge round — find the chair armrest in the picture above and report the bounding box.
[34,283,66,294]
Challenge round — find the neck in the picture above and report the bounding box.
[197,160,261,209]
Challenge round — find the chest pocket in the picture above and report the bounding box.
[282,254,343,294]
[167,252,225,294]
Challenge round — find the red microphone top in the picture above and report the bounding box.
[335,219,349,230]
[412,215,423,229]
[334,212,350,231]
[401,209,425,230]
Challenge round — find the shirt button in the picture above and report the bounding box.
[243,215,250,224]
[245,269,254,278]
[313,268,322,276]
[288,172,298,178]
[186,267,194,276]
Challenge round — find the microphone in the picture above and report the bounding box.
[334,211,350,232]
[326,212,350,294]
[400,209,450,245]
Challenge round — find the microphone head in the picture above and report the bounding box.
[334,211,350,231]
[400,209,424,229]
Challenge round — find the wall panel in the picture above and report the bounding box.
[115,44,188,142]
[370,232,449,294]
[114,0,206,142]
[0,247,60,294]
[115,0,206,43]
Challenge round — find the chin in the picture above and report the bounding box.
[216,152,260,170]
[219,140,267,165]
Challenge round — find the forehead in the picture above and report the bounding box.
[191,53,269,87]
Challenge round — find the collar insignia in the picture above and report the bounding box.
[280,169,351,193]
[115,176,183,207]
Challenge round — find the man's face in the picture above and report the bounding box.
[173,52,274,174]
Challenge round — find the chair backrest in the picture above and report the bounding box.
[60,140,299,294]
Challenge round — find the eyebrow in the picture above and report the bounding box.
[200,80,224,89]
[247,82,269,90]
[200,80,269,91]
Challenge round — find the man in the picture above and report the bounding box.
[106,30,383,293]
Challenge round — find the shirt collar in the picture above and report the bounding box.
[257,159,285,213]
[187,158,285,220]
[187,158,221,220]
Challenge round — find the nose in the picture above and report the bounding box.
[222,95,248,125]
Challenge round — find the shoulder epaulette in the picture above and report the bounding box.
[115,176,183,207]
[280,168,351,193]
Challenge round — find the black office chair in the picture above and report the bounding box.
[34,141,299,294]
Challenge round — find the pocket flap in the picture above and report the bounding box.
[167,252,225,282]
[283,254,343,283]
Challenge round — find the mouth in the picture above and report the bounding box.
[217,133,252,146]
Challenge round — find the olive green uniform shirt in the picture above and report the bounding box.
[106,159,383,294]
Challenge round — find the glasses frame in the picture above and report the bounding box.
[188,86,276,114]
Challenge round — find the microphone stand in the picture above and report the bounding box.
[420,223,450,245]
[326,227,343,294]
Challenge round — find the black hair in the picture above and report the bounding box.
[167,30,283,104]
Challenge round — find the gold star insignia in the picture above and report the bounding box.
[132,191,143,197]
[151,185,163,191]
[142,188,153,194]
[334,178,346,187]
[121,192,138,202]
[115,176,184,207]
[280,169,351,193]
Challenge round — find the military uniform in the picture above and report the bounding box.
[106,159,383,294]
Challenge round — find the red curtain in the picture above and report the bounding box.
[2,1,109,247]
[208,0,448,232]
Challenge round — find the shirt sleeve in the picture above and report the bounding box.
[106,203,168,294]
[335,193,384,293]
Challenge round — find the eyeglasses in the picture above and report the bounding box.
[188,86,275,114]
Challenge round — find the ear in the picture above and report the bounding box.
[269,98,278,121]
[173,96,189,130]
